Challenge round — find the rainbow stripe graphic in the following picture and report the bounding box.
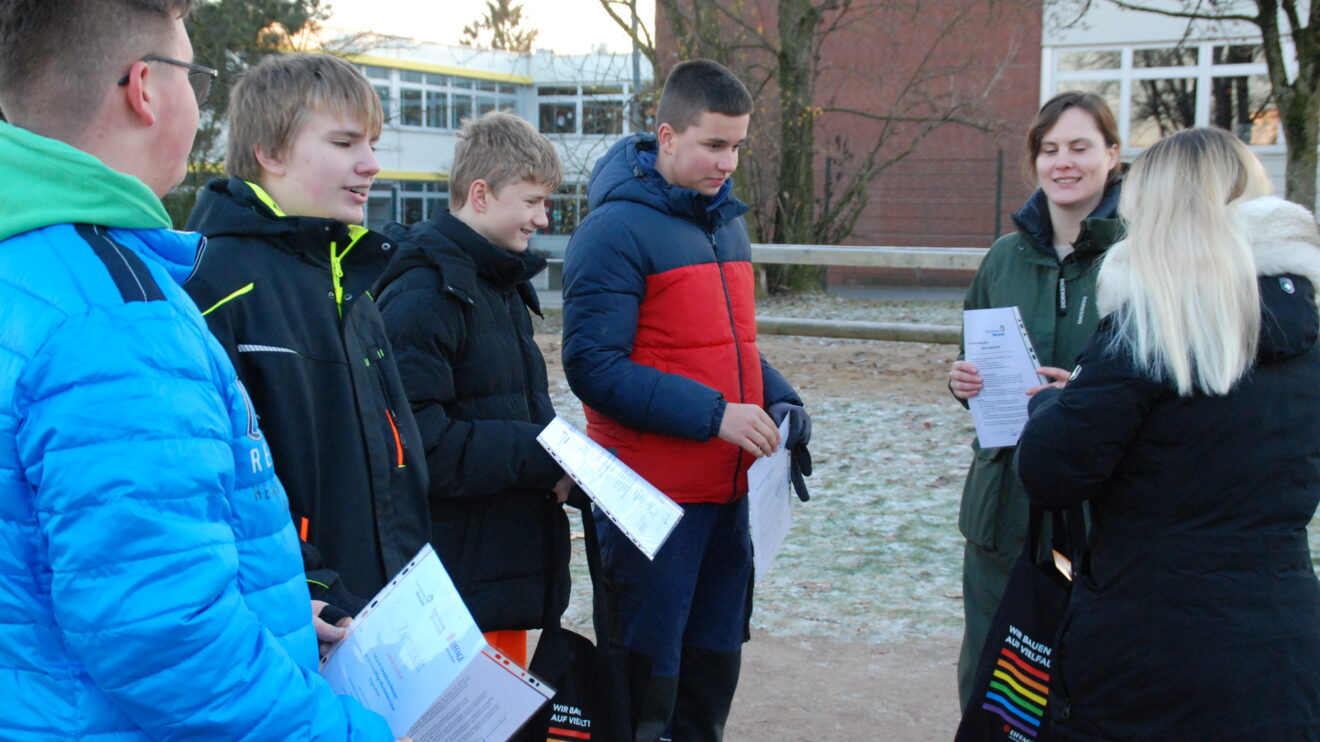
[979,646,1050,738]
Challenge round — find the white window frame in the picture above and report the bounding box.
[360,66,519,131]
[1044,40,1285,156]
[536,83,635,137]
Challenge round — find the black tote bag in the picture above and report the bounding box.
[512,504,651,742]
[954,507,1083,742]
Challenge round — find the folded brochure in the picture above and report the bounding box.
[321,544,552,741]
[537,415,683,560]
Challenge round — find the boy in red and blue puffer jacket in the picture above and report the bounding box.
[562,59,811,742]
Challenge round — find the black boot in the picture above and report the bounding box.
[669,648,741,742]
[633,673,679,742]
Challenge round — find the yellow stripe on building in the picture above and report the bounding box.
[377,171,449,182]
[343,54,533,85]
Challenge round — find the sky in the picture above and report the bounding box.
[323,0,653,55]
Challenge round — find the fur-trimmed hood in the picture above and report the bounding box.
[1098,195,1320,317]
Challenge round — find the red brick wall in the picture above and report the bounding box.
[655,0,1043,250]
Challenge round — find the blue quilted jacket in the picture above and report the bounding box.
[0,123,391,740]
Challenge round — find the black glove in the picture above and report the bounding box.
[768,402,813,501]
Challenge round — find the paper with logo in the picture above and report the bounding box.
[747,417,793,578]
[537,415,683,560]
[321,544,553,741]
[963,307,1045,449]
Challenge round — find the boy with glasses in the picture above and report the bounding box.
[118,54,217,105]
[0,1,396,740]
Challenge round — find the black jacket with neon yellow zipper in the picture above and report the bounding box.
[185,177,430,615]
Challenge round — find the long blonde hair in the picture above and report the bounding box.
[1107,127,1272,396]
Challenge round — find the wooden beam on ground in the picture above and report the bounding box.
[750,244,986,271]
[531,236,988,272]
[758,316,960,345]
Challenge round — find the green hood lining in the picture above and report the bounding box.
[0,122,170,243]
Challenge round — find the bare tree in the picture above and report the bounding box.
[1059,0,1320,208]
[461,0,539,53]
[598,0,1026,291]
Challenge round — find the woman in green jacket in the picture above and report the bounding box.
[949,91,1124,710]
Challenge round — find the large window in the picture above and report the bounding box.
[537,84,633,136]
[1049,41,1279,150]
[361,65,520,130]
[366,181,450,228]
[547,183,587,234]
[367,180,584,235]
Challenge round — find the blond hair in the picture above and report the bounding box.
[1105,127,1273,396]
[226,53,382,182]
[449,111,561,209]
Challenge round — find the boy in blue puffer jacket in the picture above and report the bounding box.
[0,2,396,739]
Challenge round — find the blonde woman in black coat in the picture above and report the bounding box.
[1016,127,1320,740]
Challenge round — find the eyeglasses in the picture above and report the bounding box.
[117,55,218,106]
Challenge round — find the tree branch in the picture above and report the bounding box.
[820,106,995,131]
[1105,0,1256,24]
[594,0,658,67]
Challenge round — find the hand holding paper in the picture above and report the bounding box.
[718,402,780,457]
[962,307,1046,448]
[948,359,984,399]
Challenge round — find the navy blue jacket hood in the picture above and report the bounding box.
[1011,181,1122,259]
[588,134,749,228]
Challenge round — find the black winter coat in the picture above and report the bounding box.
[1016,196,1320,741]
[185,177,430,611]
[375,212,569,632]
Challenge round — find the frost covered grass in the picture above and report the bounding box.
[749,395,970,641]
[537,294,1320,645]
[758,292,963,326]
[546,380,971,643]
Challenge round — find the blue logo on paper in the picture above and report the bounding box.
[986,325,1006,337]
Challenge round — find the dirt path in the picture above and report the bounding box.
[730,631,961,741]
[537,328,968,740]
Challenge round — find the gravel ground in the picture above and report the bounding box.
[530,293,1320,740]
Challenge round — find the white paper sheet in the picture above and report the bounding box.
[537,415,684,560]
[747,418,793,578]
[321,545,552,741]
[963,306,1046,449]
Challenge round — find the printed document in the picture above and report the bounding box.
[321,545,552,741]
[747,417,793,577]
[537,415,683,559]
[963,306,1045,448]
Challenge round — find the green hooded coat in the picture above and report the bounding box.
[955,185,1123,709]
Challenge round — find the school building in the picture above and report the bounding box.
[338,40,652,232]
[644,0,1302,260]
[339,1,1300,254]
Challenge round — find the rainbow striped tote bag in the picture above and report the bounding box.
[955,507,1082,742]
